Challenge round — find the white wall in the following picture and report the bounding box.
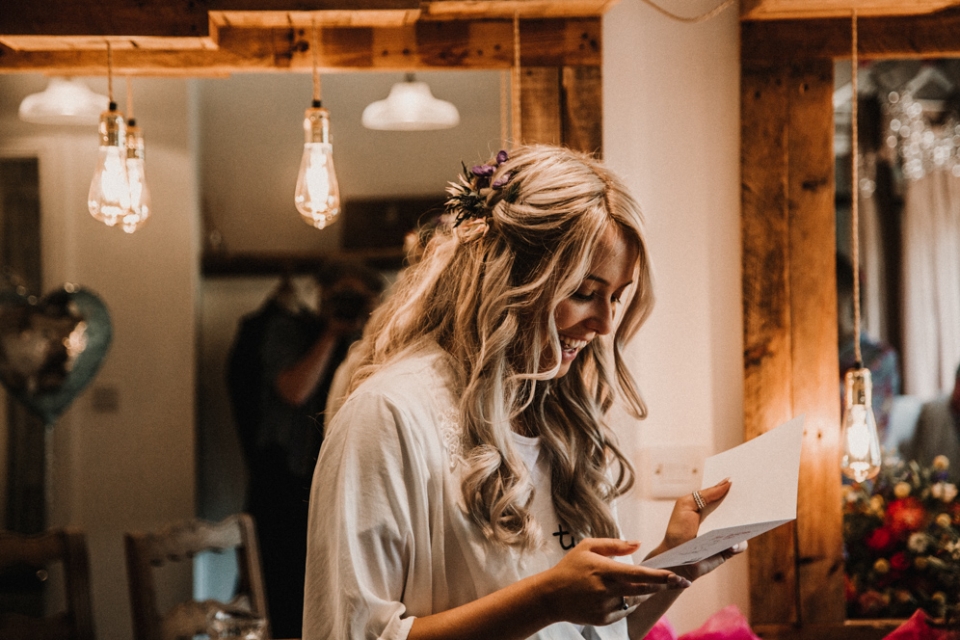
[0,74,200,640]
[604,0,747,633]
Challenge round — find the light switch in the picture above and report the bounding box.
[638,444,709,500]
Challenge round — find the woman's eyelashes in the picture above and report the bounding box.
[570,289,624,304]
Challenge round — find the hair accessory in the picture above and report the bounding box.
[445,150,519,242]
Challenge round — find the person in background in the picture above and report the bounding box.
[227,260,383,639]
[323,215,444,428]
[837,252,901,447]
[303,145,743,640]
[904,363,960,484]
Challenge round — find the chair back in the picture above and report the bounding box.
[0,528,96,640]
[124,513,269,640]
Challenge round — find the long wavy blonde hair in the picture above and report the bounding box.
[349,144,654,548]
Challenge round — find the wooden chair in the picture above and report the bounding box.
[124,513,270,640]
[0,528,96,640]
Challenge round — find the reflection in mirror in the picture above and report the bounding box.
[195,70,503,623]
[835,59,960,624]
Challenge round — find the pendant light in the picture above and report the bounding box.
[840,11,882,483]
[88,42,131,228]
[294,19,340,230]
[122,77,151,233]
[361,73,460,131]
[19,77,109,126]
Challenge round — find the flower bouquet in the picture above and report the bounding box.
[844,455,960,626]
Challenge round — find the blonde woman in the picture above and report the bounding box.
[303,145,741,640]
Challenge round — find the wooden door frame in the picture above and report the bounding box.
[741,9,960,639]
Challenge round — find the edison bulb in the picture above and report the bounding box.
[88,104,130,227]
[840,368,882,483]
[122,120,151,234]
[294,105,340,229]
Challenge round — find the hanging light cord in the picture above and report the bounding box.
[126,76,135,121]
[851,10,863,369]
[106,41,115,106]
[312,18,322,107]
[500,71,509,150]
[511,12,521,147]
[640,0,735,23]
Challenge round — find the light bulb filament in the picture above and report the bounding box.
[294,107,340,229]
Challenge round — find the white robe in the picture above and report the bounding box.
[303,343,628,640]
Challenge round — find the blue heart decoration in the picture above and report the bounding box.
[0,284,113,425]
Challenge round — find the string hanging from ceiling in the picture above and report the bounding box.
[840,9,883,484]
[639,0,735,23]
[511,12,522,148]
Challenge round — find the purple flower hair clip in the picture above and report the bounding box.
[445,150,519,240]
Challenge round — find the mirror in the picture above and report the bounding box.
[834,58,960,623]
[0,67,507,635]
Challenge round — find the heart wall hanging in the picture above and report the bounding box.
[0,283,113,426]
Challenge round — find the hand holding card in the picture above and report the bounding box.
[642,416,805,570]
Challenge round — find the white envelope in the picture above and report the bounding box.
[641,415,805,569]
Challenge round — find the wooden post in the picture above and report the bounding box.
[519,66,602,154]
[741,59,799,626]
[742,40,845,632]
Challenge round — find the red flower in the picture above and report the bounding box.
[865,526,896,553]
[885,497,926,535]
[890,552,911,573]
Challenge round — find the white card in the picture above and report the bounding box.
[641,415,805,569]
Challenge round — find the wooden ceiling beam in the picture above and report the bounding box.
[0,17,601,75]
[0,1,611,74]
[740,0,960,21]
[0,1,614,38]
[741,7,960,64]
[0,1,423,38]
[421,0,620,19]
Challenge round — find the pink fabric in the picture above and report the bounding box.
[647,617,678,640]
[678,606,761,640]
[882,610,960,640]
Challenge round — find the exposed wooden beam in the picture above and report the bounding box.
[421,0,620,19]
[741,7,960,64]
[740,0,960,21]
[0,17,600,75]
[0,1,615,38]
[0,1,422,39]
[0,0,610,76]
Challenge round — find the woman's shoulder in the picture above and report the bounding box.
[328,342,459,435]
[359,342,456,397]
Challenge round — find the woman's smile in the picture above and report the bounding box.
[559,335,590,362]
[552,223,638,378]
